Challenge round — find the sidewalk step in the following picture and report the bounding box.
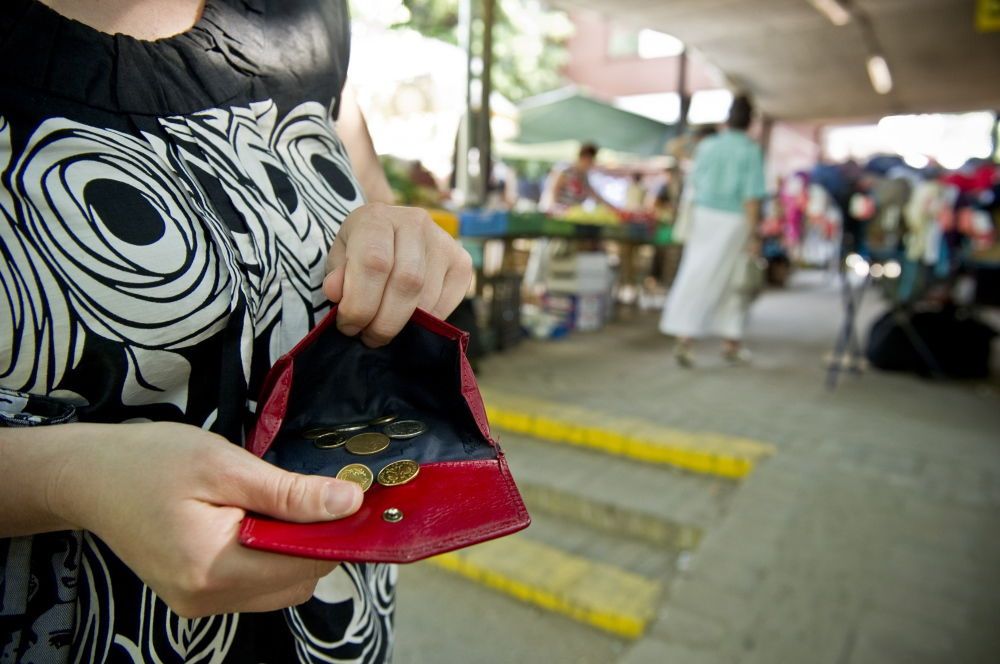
[395,564,627,664]
[484,389,776,479]
[426,535,663,639]
[502,433,734,548]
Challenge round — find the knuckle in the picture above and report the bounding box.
[294,580,318,605]
[174,564,215,600]
[336,299,373,326]
[360,245,393,277]
[455,247,474,275]
[363,322,396,346]
[274,473,311,514]
[168,598,206,620]
[392,263,425,295]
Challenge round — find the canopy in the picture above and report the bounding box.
[508,88,677,159]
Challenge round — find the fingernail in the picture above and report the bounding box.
[323,482,361,517]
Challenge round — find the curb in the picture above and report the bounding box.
[427,536,661,639]
[484,391,776,479]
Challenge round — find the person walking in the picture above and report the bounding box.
[659,95,766,367]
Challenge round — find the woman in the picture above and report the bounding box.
[659,96,766,367]
[0,1,472,662]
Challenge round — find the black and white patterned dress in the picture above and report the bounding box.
[0,0,396,661]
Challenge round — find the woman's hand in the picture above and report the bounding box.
[48,421,362,618]
[323,202,474,347]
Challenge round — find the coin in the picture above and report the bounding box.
[303,422,366,439]
[345,432,391,455]
[370,414,398,425]
[313,431,348,449]
[377,459,420,487]
[383,419,428,440]
[336,463,373,492]
[330,422,368,433]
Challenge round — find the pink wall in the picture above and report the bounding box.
[767,122,823,187]
[562,10,723,100]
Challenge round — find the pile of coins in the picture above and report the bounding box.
[302,413,428,492]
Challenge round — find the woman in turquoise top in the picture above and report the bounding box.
[659,96,766,367]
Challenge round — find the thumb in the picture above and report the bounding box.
[223,452,363,523]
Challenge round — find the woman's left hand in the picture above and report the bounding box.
[323,202,474,347]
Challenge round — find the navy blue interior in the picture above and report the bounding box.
[263,320,495,479]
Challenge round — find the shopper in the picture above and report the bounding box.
[659,95,766,366]
[0,1,473,662]
[543,142,617,212]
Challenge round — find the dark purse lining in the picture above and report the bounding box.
[263,320,496,479]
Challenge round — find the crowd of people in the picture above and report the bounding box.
[767,155,1000,293]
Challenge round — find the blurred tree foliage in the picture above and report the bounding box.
[393,0,573,102]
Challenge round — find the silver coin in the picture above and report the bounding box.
[330,422,369,433]
[370,414,398,426]
[303,422,366,439]
[383,419,428,440]
[313,431,348,449]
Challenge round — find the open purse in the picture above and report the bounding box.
[239,306,530,563]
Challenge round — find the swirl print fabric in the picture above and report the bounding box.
[0,0,395,662]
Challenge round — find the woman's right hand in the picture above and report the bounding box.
[47,421,362,618]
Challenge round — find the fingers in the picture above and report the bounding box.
[360,218,426,347]
[217,448,362,523]
[431,245,473,319]
[336,207,395,337]
[215,537,339,596]
[325,203,476,344]
[233,579,321,615]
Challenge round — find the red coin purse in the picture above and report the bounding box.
[238,306,530,563]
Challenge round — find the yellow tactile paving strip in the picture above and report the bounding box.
[427,536,661,639]
[483,391,776,479]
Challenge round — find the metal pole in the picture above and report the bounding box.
[992,110,999,162]
[477,0,496,205]
[456,0,473,205]
[760,115,774,157]
[676,47,690,134]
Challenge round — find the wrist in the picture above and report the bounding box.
[0,422,98,536]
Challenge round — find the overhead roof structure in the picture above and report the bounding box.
[551,0,1000,122]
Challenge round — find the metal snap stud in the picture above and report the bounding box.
[382,507,404,523]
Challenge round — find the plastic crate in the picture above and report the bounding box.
[459,209,509,237]
[427,209,460,238]
[483,274,523,350]
[507,213,576,237]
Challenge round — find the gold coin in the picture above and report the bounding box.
[369,414,398,426]
[313,431,348,449]
[345,432,391,456]
[336,463,373,492]
[377,459,420,487]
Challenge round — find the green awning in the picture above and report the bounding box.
[510,88,677,158]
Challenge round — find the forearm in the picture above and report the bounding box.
[0,424,85,536]
[744,199,762,232]
[337,84,395,205]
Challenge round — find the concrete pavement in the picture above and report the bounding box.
[394,270,1000,664]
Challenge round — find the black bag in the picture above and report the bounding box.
[866,307,996,379]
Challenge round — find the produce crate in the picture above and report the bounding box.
[459,209,509,237]
[653,225,674,246]
[427,209,460,237]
